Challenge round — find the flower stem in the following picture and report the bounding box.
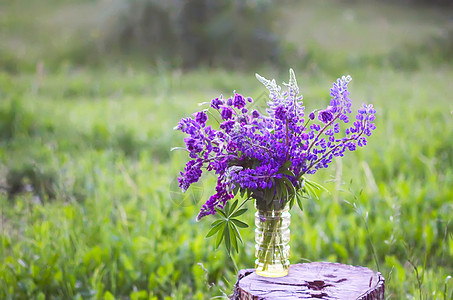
[255,207,288,276]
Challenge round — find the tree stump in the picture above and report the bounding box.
[231,262,385,300]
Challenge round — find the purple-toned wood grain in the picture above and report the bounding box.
[231,262,385,300]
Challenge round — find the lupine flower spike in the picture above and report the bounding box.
[174,69,376,221]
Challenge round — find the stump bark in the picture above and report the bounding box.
[231,262,385,300]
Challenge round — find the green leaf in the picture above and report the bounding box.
[280,169,295,177]
[103,291,115,300]
[215,226,225,249]
[229,225,238,253]
[206,220,226,238]
[276,180,284,198]
[230,208,247,218]
[305,178,329,193]
[231,219,248,228]
[281,177,294,190]
[210,219,223,228]
[224,202,230,216]
[281,184,288,202]
[299,177,306,188]
[296,192,304,211]
[233,185,239,196]
[231,223,244,245]
[224,224,231,253]
[215,208,227,219]
[279,160,292,171]
[229,199,238,215]
[305,182,319,200]
[288,185,296,201]
[281,177,296,203]
[264,186,276,205]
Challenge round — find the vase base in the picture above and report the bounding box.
[255,269,289,277]
[255,262,289,277]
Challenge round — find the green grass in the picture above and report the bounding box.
[1,0,453,299]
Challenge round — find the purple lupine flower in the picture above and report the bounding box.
[178,159,203,192]
[319,109,334,123]
[334,123,340,133]
[220,120,235,133]
[194,111,208,125]
[211,97,223,109]
[233,93,246,109]
[221,107,233,120]
[184,138,203,158]
[174,117,200,135]
[275,105,287,120]
[252,110,260,118]
[174,70,376,220]
[301,133,309,140]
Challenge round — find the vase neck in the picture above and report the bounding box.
[255,199,289,212]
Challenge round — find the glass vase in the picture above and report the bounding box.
[254,201,290,277]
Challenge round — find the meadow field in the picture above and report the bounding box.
[1,0,452,299]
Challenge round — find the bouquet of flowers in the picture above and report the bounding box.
[174,69,376,270]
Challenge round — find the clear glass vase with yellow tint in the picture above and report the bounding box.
[254,200,290,277]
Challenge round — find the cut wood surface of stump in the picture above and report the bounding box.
[231,262,385,300]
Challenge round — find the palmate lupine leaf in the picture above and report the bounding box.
[205,176,328,254]
[295,190,304,211]
[277,160,292,174]
[205,220,224,238]
[215,226,225,249]
[224,224,231,253]
[300,177,329,201]
[230,208,247,218]
[229,199,238,213]
[229,225,237,253]
[206,199,249,254]
[231,219,248,228]
[231,223,243,245]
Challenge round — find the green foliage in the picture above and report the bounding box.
[384,0,452,5]
[2,0,452,72]
[207,199,249,255]
[0,98,40,141]
[6,163,57,202]
[1,65,451,299]
[0,0,452,299]
[1,0,281,70]
[101,0,282,68]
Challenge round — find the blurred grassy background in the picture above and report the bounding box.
[1,0,453,299]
